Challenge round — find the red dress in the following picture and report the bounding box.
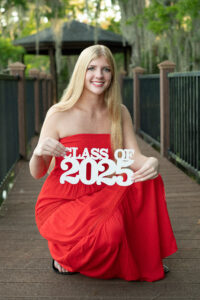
[35,133,178,282]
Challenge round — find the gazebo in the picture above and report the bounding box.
[13,20,131,101]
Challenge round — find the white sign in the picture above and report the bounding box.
[59,147,135,186]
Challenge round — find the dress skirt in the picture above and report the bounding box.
[35,133,178,282]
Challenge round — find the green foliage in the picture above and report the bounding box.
[106,18,121,34]
[24,55,50,76]
[0,37,25,71]
[19,9,50,38]
[0,0,27,10]
[143,1,178,34]
[144,0,200,35]
[136,0,200,71]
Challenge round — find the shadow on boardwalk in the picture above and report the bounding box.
[0,135,200,299]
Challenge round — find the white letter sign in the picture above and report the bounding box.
[59,147,135,186]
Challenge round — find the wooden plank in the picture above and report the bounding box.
[0,134,199,299]
[0,282,200,298]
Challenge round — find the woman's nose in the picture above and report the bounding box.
[95,68,103,78]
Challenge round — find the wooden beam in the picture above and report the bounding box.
[49,48,58,103]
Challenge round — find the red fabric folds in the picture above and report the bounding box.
[35,133,178,282]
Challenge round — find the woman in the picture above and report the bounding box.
[29,44,178,282]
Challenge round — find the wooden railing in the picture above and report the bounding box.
[121,61,200,182]
[0,62,53,204]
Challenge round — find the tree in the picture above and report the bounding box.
[111,0,157,73]
[143,0,200,71]
[0,0,28,39]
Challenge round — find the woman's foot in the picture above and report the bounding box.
[52,259,78,275]
[53,260,69,273]
[163,264,169,273]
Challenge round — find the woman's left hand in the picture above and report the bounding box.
[131,157,159,183]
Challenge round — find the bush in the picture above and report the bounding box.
[0,37,25,72]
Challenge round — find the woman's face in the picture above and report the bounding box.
[84,56,112,96]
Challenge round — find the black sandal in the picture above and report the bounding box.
[52,259,78,275]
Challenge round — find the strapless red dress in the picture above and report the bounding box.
[35,133,178,282]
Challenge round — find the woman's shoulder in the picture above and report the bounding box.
[120,104,132,124]
[44,105,82,138]
[46,104,66,118]
[42,105,72,135]
[120,103,129,114]
[45,104,75,123]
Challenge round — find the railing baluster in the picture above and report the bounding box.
[197,77,200,171]
[186,76,189,164]
[180,76,183,160]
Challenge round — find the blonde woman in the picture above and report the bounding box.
[29,45,177,282]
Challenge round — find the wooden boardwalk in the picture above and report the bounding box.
[0,135,200,299]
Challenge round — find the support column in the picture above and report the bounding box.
[132,66,145,134]
[47,74,53,108]
[49,48,57,103]
[40,71,48,117]
[118,69,126,97]
[29,68,40,134]
[9,62,27,159]
[124,47,131,75]
[158,60,176,157]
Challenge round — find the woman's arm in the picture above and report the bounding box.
[29,108,66,179]
[121,104,159,182]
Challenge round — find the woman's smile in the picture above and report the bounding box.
[91,81,105,87]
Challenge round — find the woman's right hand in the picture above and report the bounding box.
[33,137,66,157]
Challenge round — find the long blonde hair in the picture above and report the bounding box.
[49,44,123,154]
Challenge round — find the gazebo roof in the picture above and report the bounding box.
[13,20,130,55]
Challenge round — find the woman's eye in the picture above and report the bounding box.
[104,67,111,72]
[87,66,95,71]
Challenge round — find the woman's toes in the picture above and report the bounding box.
[61,267,67,272]
[55,260,64,272]
[54,260,62,272]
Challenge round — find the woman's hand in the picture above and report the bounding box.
[33,137,66,158]
[131,157,159,183]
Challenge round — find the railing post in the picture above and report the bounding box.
[158,60,176,157]
[29,69,40,134]
[132,67,145,134]
[9,62,27,159]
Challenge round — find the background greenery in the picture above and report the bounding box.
[1,0,200,97]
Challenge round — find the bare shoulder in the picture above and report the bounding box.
[46,105,81,138]
[45,105,74,127]
[120,103,133,131]
[120,104,142,154]
[45,104,66,120]
[39,105,67,141]
[120,105,150,171]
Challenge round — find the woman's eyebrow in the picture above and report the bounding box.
[88,64,111,67]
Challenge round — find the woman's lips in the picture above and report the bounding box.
[91,81,104,87]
